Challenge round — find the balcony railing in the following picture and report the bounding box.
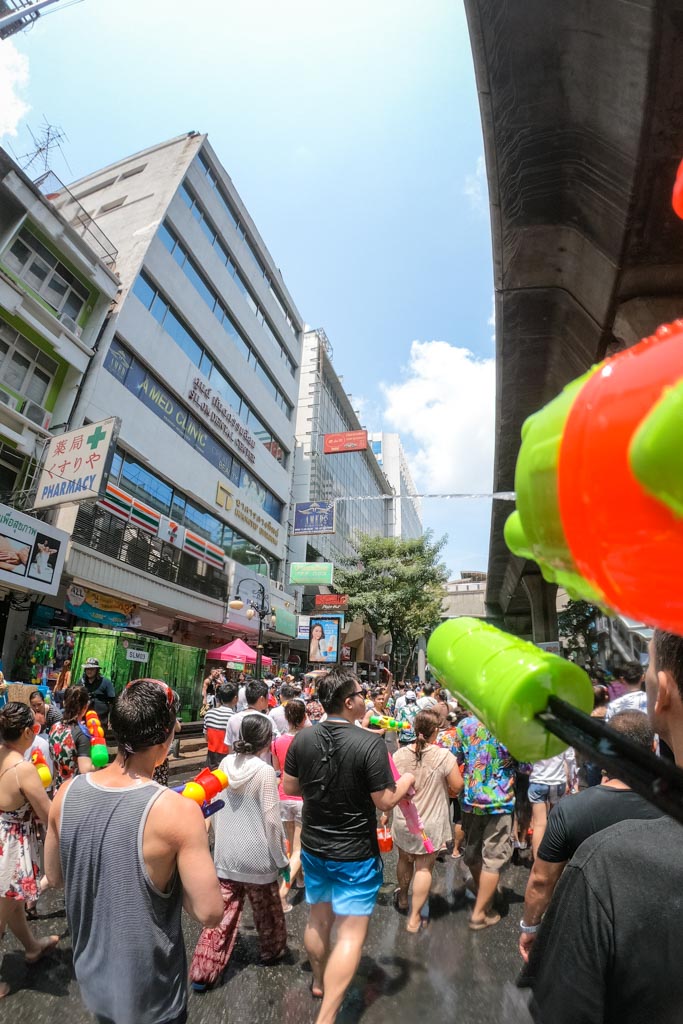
[34,170,118,268]
[72,501,227,602]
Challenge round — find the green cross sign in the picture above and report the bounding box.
[86,425,107,450]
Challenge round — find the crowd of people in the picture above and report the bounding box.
[0,640,681,1023]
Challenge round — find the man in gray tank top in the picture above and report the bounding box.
[45,679,223,1024]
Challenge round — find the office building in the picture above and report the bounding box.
[289,327,392,570]
[45,133,302,645]
[368,432,422,540]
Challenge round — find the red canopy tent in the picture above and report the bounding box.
[206,637,272,666]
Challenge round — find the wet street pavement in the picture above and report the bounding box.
[1,850,534,1024]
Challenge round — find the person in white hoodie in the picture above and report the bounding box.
[189,714,289,991]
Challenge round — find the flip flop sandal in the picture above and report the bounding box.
[392,888,409,914]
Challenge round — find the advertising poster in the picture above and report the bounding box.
[308,616,341,664]
[0,504,69,597]
[65,585,136,628]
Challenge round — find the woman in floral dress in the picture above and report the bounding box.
[48,686,93,790]
[0,702,59,998]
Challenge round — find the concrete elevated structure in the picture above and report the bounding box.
[467,0,683,637]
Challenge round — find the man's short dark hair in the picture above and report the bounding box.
[653,630,683,700]
[608,710,655,751]
[318,668,360,713]
[217,683,237,705]
[110,679,176,753]
[620,661,644,686]
[245,679,268,706]
[422,682,435,696]
[279,684,296,701]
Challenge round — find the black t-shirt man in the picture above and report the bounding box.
[523,816,683,1024]
[538,785,665,862]
[284,720,394,861]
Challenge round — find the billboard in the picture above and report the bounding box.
[323,430,368,455]
[297,615,310,641]
[35,417,120,510]
[315,593,349,612]
[289,562,334,586]
[0,504,69,597]
[293,501,336,536]
[308,616,341,664]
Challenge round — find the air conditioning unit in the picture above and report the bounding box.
[57,311,83,338]
[0,389,18,411]
[22,401,52,430]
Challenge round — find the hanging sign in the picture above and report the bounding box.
[35,417,120,509]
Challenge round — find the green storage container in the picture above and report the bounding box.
[71,627,205,718]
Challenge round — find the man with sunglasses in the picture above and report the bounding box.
[45,678,223,1024]
[283,667,415,1024]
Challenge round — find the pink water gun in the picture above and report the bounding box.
[389,754,435,854]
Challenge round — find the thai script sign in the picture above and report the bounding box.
[323,430,368,454]
[0,503,69,597]
[289,562,334,586]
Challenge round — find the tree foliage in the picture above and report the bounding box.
[334,532,449,673]
[557,599,599,657]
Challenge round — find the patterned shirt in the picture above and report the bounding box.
[453,716,518,815]
[396,702,419,742]
[605,689,648,722]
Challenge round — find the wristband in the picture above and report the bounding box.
[519,919,539,934]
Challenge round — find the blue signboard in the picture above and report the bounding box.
[293,501,336,536]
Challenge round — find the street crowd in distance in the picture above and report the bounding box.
[1,634,683,1024]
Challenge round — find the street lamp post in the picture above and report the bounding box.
[228,577,276,680]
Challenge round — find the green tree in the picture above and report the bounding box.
[334,532,449,676]
[557,599,599,660]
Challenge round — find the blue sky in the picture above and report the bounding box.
[1,0,496,578]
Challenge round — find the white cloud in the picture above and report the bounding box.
[381,340,495,493]
[463,154,487,213]
[488,292,496,342]
[0,42,30,138]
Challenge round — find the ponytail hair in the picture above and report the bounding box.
[413,709,440,764]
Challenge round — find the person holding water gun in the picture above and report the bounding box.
[392,709,463,933]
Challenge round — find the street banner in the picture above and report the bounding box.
[0,503,69,597]
[65,585,135,628]
[35,417,120,509]
[323,430,368,454]
[293,501,336,535]
[289,562,334,586]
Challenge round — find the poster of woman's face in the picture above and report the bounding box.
[27,533,62,584]
[308,617,340,664]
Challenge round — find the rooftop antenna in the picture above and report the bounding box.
[16,118,72,177]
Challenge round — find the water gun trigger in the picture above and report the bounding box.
[630,377,683,520]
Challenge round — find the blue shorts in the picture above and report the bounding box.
[300,850,383,916]
[528,782,566,806]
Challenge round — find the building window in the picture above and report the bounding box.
[108,449,281,580]
[155,225,295,416]
[3,227,90,321]
[0,324,58,406]
[178,181,297,376]
[132,271,290,466]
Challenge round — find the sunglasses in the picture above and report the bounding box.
[127,678,174,706]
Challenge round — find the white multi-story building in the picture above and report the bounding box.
[288,328,393,571]
[367,432,422,540]
[47,133,302,644]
